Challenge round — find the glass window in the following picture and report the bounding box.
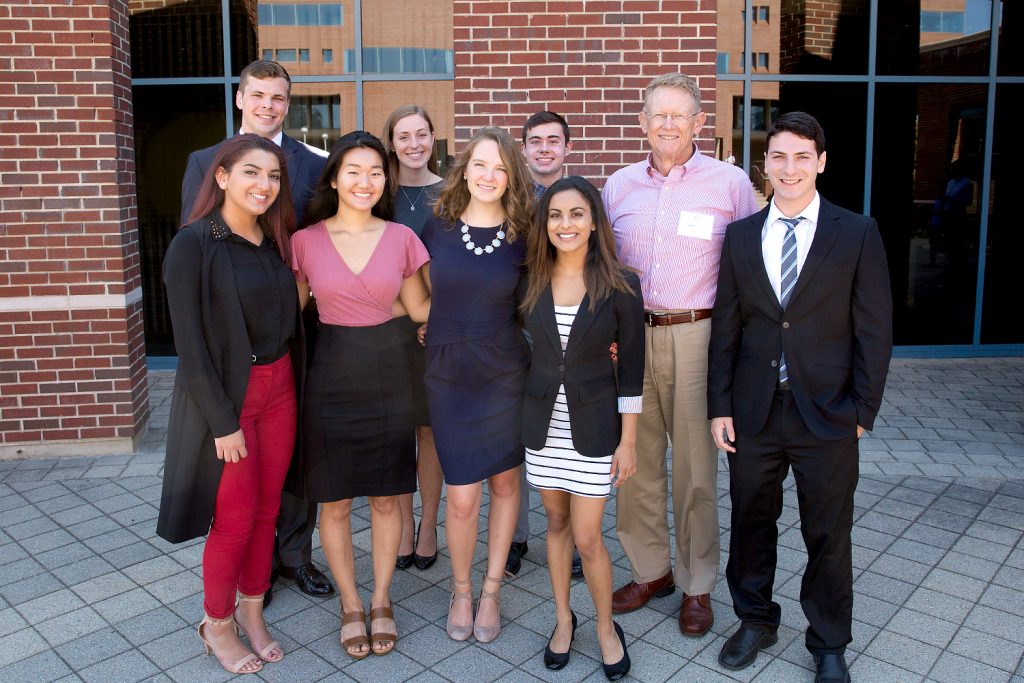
[873,84,987,346]
[128,2,225,77]
[323,48,333,63]
[757,52,768,69]
[998,1,1023,75]
[299,48,310,63]
[378,47,402,73]
[921,11,942,33]
[757,6,769,23]
[262,49,273,60]
[277,48,297,62]
[981,85,1023,343]
[296,4,318,25]
[879,2,990,76]
[717,52,730,73]
[131,84,226,353]
[403,47,425,73]
[320,3,343,26]
[258,4,272,25]
[759,2,871,75]
[274,4,296,25]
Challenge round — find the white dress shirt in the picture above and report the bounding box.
[761,192,821,305]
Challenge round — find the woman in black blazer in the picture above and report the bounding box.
[519,176,644,680]
[157,135,303,676]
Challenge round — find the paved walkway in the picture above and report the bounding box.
[0,358,1022,682]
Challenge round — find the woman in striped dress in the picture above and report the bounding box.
[518,176,644,680]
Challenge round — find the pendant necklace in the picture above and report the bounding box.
[461,221,506,255]
[399,185,427,212]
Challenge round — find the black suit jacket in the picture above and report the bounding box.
[708,196,892,440]
[180,133,327,228]
[521,271,645,457]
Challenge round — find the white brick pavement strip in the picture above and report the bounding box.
[0,358,1021,681]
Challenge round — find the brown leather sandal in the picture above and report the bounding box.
[369,605,397,655]
[340,610,370,660]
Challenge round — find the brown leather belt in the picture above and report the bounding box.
[644,309,712,326]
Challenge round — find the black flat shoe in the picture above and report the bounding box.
[413,520,437,570]
[395,552,414,569]
[602,622,630,681]
[544,611,577,670]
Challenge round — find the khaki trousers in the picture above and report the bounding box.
[615,318,720,594]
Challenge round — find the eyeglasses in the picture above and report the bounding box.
[644,111,701,125]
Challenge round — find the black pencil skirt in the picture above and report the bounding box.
[301,319,417,502]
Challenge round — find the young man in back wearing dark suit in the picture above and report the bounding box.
[180,59,334,604]
[708,112,893,682]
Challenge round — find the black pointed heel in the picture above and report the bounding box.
[413,520,437,570]
[602,622,630,681]
[544,611,577,670]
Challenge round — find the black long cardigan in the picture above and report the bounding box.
[155,215,305,544]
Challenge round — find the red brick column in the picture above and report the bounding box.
[0,0,148,457]
[452,0,719,183]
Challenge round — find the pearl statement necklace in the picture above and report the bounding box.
[461,223,505,255]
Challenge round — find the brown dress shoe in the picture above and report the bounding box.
[678,593,714,636]
[611,572,675,614]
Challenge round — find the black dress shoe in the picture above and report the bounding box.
[602,622,630,681]
[413,521,437,571]
[814,653,850,683]
[571,551,583,578]
[280,563,335,597]
[504,541,528,577]
[718,624,778,671]
[395,552,414,569]
[544,611,577,670]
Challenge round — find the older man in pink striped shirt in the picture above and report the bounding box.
[602,73,758,636]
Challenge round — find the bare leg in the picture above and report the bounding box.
[415,427,442,557]
[368,495,402,654]
[541,489,575,652]
[474,466,521,633]
[397,493,415,557]
[319,499,367,658]
[445,481,483,631]
[572,495,623,664]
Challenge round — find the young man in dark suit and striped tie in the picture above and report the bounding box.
[708,112,893,682]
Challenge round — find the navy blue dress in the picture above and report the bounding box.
[421,216,529,486]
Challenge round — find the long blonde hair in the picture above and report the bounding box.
[434,127,533,243]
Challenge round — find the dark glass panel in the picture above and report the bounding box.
[129,0,238,78]
[981,85,1022,343]
[998,1,1024,75]
[133,85,225,354]
[878,1,992,76]
[754,0,872,75]
[873,84,987,346]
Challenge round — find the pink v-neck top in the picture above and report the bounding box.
[291,220,429,326]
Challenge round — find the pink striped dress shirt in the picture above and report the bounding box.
[602,148,759,311]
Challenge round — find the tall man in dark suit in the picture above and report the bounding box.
[708,112,892,683]
[180,59,334,602]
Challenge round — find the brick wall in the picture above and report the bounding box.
[452,0,719,184]
[0,0,148,457]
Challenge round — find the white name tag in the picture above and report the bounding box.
[676,210,714,240]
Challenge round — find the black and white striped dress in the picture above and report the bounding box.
[525,304,614,498]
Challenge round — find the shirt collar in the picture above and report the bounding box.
[645,143,702,181]
[238,128,284,147]
[766,191,821,228]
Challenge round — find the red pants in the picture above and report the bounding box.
[203,354,296,619]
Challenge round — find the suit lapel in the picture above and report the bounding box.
[564,293,607,362]
[788,199,841,306]
[740,207,780,311]
[537,286,562,357]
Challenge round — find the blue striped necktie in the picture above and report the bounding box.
[778,216,802,384]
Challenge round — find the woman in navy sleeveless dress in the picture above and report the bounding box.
[420,127,534,644]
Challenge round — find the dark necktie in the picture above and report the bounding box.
[778,216,802,384]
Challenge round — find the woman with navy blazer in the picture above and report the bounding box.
[518,176,644,680]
